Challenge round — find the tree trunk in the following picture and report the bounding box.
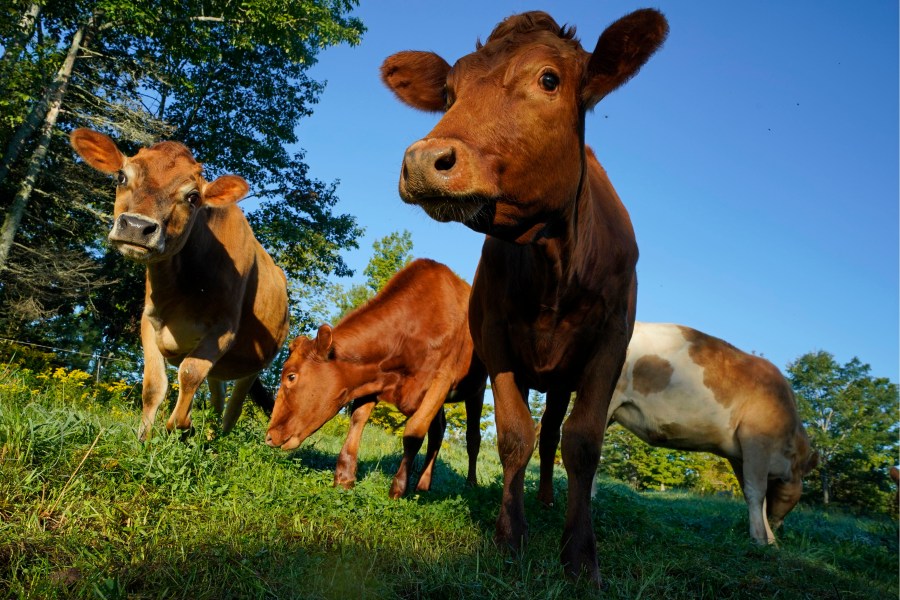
[821,462,830,505]
[0,1,41,82]
[0,18,95,271]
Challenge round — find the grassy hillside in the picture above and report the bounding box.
[0,370,897,599]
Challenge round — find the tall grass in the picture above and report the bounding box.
[0,366,897,599]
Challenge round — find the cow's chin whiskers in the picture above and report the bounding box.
[416,195,487,225]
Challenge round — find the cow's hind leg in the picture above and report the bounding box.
[464,384,485,486]
[415,406,446,492]
[335,397,377,489]
[208,378,226,417]
[538,388,570,506]
[221,374,258,433]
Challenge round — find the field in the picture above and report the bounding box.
[0,370,897,599]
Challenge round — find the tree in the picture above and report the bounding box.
[0,0,365,374]
[331,230,413,322]
[787,351,899,511]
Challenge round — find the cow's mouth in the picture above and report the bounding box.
[110,240,156,262]
[272,434,303,451]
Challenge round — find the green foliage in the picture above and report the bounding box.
[0,365,897,599]
[0,0,365,374]
[331,229,414,323]
[788,351,899,512]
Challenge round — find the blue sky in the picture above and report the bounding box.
[289,1,898,382]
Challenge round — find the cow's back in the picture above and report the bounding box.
[337,259,474,410]
[610,323,800,459]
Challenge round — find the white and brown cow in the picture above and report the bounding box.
[538,322,818,545]
[71,129,290,440]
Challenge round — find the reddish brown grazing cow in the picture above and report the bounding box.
[265,258,487,498]
[537,322,818,545]
[70,129,289,440]
[381,10,667,583]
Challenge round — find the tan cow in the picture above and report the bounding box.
[537,322,819,545]
[70,129,289,440]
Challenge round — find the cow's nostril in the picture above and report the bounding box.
[434,148,456,171]
[141,222,159,237]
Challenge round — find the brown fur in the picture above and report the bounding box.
[265,259,487,498]
[70,129,289,439]
[381,10,667,585]
[632,354,674,396]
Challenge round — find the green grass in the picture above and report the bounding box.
[0,371,897,599]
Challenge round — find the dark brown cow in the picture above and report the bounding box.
[265,258,487,498]
[70,129,289,440]
[381,10,667,583]
[538,322,818,544]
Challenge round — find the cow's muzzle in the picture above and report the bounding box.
[108,212,164,260]
[399,137,498,224]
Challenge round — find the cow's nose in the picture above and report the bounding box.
[265,431,276,447]
[118,213,159,238]
[401,139,460,198]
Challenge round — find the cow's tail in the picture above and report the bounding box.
[249,378,275,415]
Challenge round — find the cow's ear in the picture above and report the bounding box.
[287,336,306,354]
[314,324,334,360]
[381,51,451,112]
[70,128,126,174]
[582,9,668,110]
[203,175,249,206]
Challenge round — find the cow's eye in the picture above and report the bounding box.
[186,191,200,206]
[286,373,297,383]
[539,72,560,92]
[116,171,127,186]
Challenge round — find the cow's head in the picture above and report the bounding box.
[70,128,249,264]
[382,10,667,243]
[767,430,819,529]
[265,325,351,450]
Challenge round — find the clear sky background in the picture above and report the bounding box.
[287,0,898,382]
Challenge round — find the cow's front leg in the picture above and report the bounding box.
[560,325,629,585]
[335,396,377,489]
[492,371,534,552]
[738,438,777,544]
[391,371,453,499]
[138,316,169,441]
[167,330,235,433]
[537,387,570,506]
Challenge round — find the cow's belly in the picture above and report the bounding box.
[611,385,738,456]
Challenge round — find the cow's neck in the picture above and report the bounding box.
[330,319,401,396]
[538,167,619,283]
[144,210,217,303]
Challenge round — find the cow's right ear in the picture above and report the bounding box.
[381,51,451,112]
[314,324,334,360]
[70,128,126,174]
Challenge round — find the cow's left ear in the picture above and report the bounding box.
[314,324,335,360]
[203,175,250,206]
[582,9,668,110]
[381,51,451,112]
